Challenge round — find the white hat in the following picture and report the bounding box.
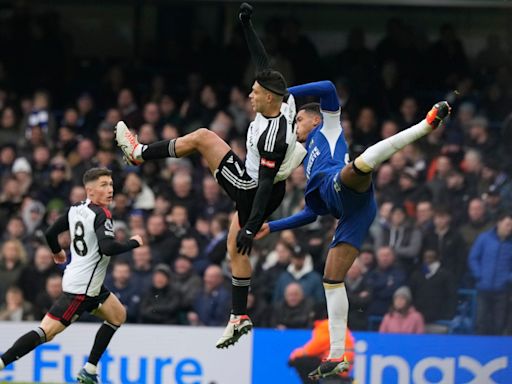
[12,157,32,174]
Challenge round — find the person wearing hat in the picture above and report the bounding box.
[11,157,33,196]
[116,2,307,350]
[139,263,181,325]
[379,286,425,334]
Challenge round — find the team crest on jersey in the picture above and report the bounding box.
[104,219,114,237]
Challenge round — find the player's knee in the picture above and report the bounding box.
[195,127,213,141]
[115,306,127,325]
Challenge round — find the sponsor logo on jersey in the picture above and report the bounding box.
[260,158,276,169]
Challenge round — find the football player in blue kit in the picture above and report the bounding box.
[257,80,450,380]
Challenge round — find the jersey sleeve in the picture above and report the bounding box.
[244,116,289,233]
[93,207,139,256]
[288,81,340,112]
[44,208,70,253]
[241,16,271,72]
[268,205,318,232]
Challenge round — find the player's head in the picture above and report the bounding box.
[296,102,322,142]
[83,167,114,207]
[250,70,286,113]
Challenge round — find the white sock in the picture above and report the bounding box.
[84,362,97,375]
[355,119,431,172]
[0,357,5,370]
[324,282,348,359]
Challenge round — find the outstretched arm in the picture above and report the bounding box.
[239,3,271,72]
[288,80,340,112]
[268,205,318,232]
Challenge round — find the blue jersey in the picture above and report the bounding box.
[303,110,349,215]
[268,81,377,250]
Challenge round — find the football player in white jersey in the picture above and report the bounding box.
[0,168,143,384]
[115,3,305,349]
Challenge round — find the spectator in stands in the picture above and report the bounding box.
[69,186,87,205]
[131,245,154,292]
[118,88,143,129]
[17,245,61,303]
[123,171,155,211]
[139,264,181,324]
[31,145,51,187]
[379,286,424,334]
[0,286,35,321]
[274,246,324,305]
[0,239,27,304]
[409,249,457,330]
[423,207,467,283]
[459,197,493,249]
[72,139,97,184]
[469,212,512,335]
[415,200,434,235]
[345,259,372,330]
[357,244,376,273]
[395,167,431,214]
[200,176,232,219]
[247,292,270,328]
[366,246,405,316]
[466,117,498,161]
[434,170,476,225]
[179,236,209,275]
[33,273,62,320]
[11,157,32,196]
[271,282,314,330]
[168,171,198,222]
[189,265,230,326]
[147,213,179,265]
[0,177,22,233]
[38,158,72,206]
[0,106,20,144]
[374,204,422,274]
[204,213,229,265]
[173,256,202,312]
[105,260,141,323]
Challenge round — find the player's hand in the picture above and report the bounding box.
[53,250,67,264]
[239,2,253,23]
[130,235,143,246]
[236,228,254,255]
[254,223,270,240]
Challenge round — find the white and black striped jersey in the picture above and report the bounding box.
[245,94,305,184]
[45,199,139,297]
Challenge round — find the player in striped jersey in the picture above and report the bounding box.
[0,168,143,384]
[115,2,305,349]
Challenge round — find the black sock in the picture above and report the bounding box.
[88,322,119,366]
[232,276,251,315]
[1,328,46,366]
[141,139,177,160]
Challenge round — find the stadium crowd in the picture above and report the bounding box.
[0,13,511,336]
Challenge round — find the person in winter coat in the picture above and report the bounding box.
[379,286,425,334]
[366,246,406,316]
[139,264,181,324]
[273,247,324,304]
[468,212,512,335]
[409,249,457,327]
[271,283,314,329]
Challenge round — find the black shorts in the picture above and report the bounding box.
[215,150,286,227]
[47,285,111,326]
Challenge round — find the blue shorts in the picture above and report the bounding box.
[320,170,377,250]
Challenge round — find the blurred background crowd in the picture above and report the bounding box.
[0,1,511,337]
